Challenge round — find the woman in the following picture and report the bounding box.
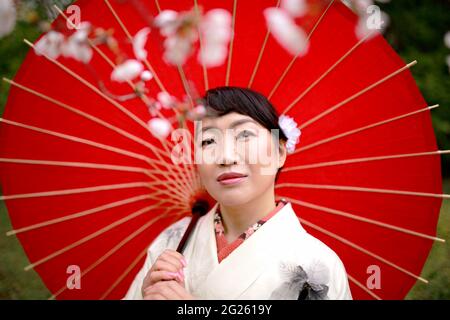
[124,86,352,300]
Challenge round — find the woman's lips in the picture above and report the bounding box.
[217,176,247,186]
[216,172,248,186]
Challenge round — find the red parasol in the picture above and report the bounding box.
[0,0,447,300]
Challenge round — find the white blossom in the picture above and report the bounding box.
[155,9,202,66]
[154,10,179,37]
[34,31,65,59]
[353,0,374,12]
[111,59,144,83]
[279,115,301,154]
[198,9,232,67]
[140,70,153,81]
[61,22,93,63]
[0,0,16,38]
[341,0,390,40]
[133,27,151,61]
[355,7,389,40]
[444,31,450,49]
[281,0,308,18]
[148,117,172,139]
[264,7,309,57]
[163,35,193,65]
[157,91,176,109]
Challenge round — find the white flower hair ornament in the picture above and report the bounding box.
[278,114,301,154]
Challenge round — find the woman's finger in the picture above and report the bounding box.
[159,252,184,271]
[144,292,166,300]
[165,280,191,299]
[147,281,183,300]
[164,250,187,267]
[152,259,179,273]
[149,270,181,284]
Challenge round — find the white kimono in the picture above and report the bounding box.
[124,201,352,300]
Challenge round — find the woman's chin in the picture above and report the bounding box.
[214,191,254,207]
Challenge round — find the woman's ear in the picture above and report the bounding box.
[278,140,287,170]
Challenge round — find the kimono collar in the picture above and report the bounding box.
[185,200,307,299]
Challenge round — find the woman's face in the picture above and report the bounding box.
[194,112,287,207]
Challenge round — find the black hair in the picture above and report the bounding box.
[202,86,287,182]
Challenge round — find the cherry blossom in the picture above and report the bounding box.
[355,2,389,39]
[155,8,232,67]
[154,10,179,37]
[148,117,172,139]
[61,22,93,63]
[342,0,390,40]
[133,27,151,61]
[111,59,144,83]
[198,9,232,67]
[264,7,309,57]
[154,9,198,65]
[157,92,177,109]
[163,35,195,65]
[281,0,308,18]
[34,30,65,59]
[0,0,16,38]
[140,70,153,81]
[444,31,450,49]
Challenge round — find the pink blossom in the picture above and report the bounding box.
[187,104,206,120]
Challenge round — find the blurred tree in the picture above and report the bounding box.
[380,0,450,176]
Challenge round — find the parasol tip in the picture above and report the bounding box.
[191,199,210,216]
[419,277,429,284]
[5,230,15,237]
[23,39,33,47]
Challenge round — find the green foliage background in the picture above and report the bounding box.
[0,0,449,299]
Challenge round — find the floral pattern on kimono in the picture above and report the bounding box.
[213,199,287,262]
[269,260,330,300]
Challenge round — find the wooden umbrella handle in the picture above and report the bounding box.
[176,200,210,254]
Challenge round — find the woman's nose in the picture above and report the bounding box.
[218,133,239,166]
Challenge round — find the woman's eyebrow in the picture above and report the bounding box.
[201,119,258,133]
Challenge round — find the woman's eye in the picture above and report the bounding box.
[201,138,215,147]
[236,130,254,140]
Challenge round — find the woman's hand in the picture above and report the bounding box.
[143,280,196,300]
[141,249,187,297]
